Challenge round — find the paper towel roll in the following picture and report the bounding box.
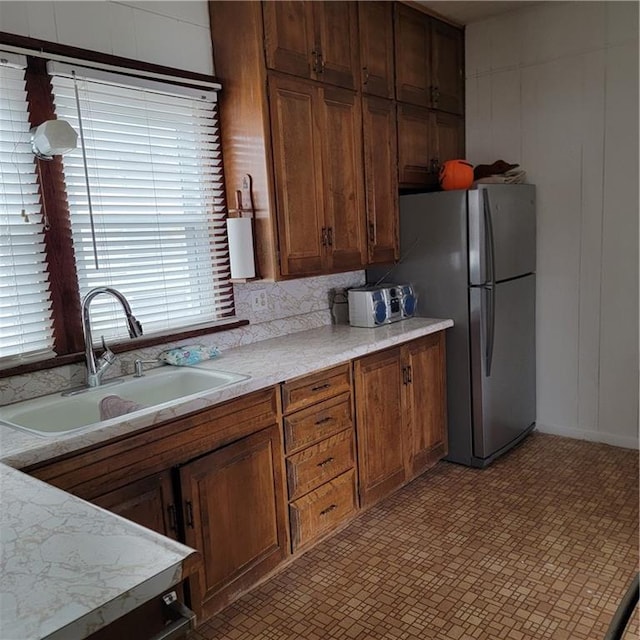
[227,217,256,279]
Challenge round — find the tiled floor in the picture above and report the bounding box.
[190,433,639,640]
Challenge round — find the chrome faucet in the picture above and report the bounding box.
[81,287,143,387]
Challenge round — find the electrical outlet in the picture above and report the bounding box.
[251,288,268,312]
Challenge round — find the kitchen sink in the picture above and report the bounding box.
[0,367,249,436]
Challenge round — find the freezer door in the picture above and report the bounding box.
[469,275,536,460]
[468,184,536,285]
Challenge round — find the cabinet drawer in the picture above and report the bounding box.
[281,364,351,414]
[286,429,354,500]
[284,392,353,454]
[289,469,357,551]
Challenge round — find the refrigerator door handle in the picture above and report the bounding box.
[484,284,495,376]
[482,189,496,376]
[482,189,496,285]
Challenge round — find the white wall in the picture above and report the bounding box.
[0,1,213,74]
[466,1,639,448]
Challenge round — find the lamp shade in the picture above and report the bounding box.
[31,119,78,159]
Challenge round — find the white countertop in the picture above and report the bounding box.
[0,464,196,640]
[0,318,452,640]
[0,318,453,469]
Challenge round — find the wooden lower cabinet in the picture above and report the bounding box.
[281,364,358,552]
[92,471,178,540]
[179,424,288,620]
[354,332,447,508]
[353,347,406,508]
[289,469,357,550]
[405,333,448,477]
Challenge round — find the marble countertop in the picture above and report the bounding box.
[0,318,452,470]
[0,464,196,640]
[0,318,451,640]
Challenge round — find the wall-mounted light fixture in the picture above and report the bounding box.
[30,119,78,160]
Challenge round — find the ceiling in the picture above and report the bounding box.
[416,1,544,25]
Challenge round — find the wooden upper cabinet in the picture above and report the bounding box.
[397,103,437,188]
[432,110,465,169]
[269,74,365,276]
[394,3,431,107]
[263,1,359,89]
[180,425,288,620]
[263,1,315,79]
[269,74,325,276]
[312,1,359,89]
[363,96,399,264]
[358,1,395,98]
[404,332,447,478]
[430,19,464,115]
[397,103,465,188]
[394,4,464,114]
[320,86,366,271]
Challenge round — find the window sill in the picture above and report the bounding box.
[0,318,249,379]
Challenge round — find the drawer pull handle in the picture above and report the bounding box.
[320,504,337,516]
[315,416,333,425]
[311,383,330,392]
[317,456,335,467]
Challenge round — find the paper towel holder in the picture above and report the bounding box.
[226,174,260,282]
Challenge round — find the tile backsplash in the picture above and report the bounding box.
[0,271,365,406]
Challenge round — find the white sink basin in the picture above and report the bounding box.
[0,367,249,436]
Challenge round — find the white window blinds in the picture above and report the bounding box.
[0,54,55,365]
[50,65,232,341]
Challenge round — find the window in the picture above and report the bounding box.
[0,54,55,363]
[0,46,234,371]
[51,64,232,341]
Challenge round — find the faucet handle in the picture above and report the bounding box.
[97,336,116,370]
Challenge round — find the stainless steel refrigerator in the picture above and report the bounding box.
[367,184,536,467]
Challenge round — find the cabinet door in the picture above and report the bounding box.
[431,111,465,170]
[320,86,366,271]
[180,425,288,619]
[394,4,430,107]
[397,103,438,188]
[354,348,406,508]
[430,19,464,114]
[404,333,448,478]
[363,96,398,264]
[313,1,359,89]
[263,1,315,79]
[358,1,395,98]
[92,471,177,540]
[269,74,326,276]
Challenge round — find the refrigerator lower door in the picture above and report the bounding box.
[469,274,536,463]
